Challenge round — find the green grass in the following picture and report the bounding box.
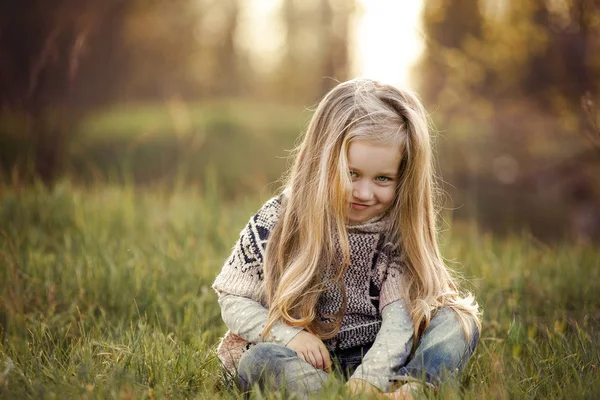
[76,99,307,140]
[0,182,599,399]
[0,100,308,197]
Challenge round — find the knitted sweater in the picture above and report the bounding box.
[212,195,410,372]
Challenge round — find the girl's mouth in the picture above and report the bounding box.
[351,203,369,211]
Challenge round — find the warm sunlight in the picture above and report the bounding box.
[352,0,425,88]
[238,0,425,88]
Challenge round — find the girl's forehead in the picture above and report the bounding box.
[346,122,406,147]
[347,140,403,171]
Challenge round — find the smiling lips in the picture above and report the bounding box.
[351,202,370,210]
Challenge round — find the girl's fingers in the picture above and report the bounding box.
[296,351,307,364]
[318,345,331,372]
[312,349,324,371]
[304,350,317,369]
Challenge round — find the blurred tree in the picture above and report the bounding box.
[0,0,357,185]
[120,0,202,99]
[0,0,125,183]
[215,0,242,96]
[419,0,484,103]
[418,0,600,240]
[193,0,244,97]
[276,0,354,103]
[0,0,245,182]
[319,0,353,95]
[420,0,600,141]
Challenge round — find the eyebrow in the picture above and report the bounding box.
[349,166,398,177]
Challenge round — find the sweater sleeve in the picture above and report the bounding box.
[379,247,410,312]
[218,293,302,345]
[349,300,414,392]
[212,196,282,304]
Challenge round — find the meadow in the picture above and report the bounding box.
[0,181,599,399]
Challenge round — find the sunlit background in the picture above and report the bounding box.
[1,2,600,398]
[1,0,599,242]
[352,0,424,87]
[239,0,425,87]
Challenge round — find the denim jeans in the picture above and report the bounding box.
[237,307,479,397]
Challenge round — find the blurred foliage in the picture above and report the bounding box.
[0,0,353,107]
[0,0,352,184]
[1,0,599,240]
[418,0,600,241]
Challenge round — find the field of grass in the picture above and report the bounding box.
[0,101,306,198]
[0,182,599,399]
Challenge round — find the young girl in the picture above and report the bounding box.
[212,79,481,398]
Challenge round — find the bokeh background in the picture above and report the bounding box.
[1,2,600,398]
[1,0,599,243]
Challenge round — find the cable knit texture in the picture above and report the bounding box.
[212,195,408,372]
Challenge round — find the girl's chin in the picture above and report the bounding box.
[347,213,370,225]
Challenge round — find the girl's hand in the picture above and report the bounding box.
[285,330,331,372]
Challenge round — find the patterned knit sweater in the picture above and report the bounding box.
[212,195,408,370]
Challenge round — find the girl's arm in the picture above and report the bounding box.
[213,196,282,302]
[219,293,332,371]
[213,197,330,371]
[348,300,414,392]
[218,293,302,345]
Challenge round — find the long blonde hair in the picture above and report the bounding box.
[263,78,481,343]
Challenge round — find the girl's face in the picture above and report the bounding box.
[346,140,402,224]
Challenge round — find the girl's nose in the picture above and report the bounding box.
[352,181,373,201]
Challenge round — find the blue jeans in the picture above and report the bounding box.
[237,307,479,397]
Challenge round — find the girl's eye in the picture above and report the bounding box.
[375,176,391,182]
[349,171,359,179]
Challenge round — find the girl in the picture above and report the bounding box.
[212,79,481,398]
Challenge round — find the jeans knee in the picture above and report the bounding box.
[428,308,463,338]
[398,308,480,388]
[238,343,294,388]
[433,307,459,323]
[433,308,479,341]
[425,308,479,364]
[239,343,291,369]
[468,320,480,353]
